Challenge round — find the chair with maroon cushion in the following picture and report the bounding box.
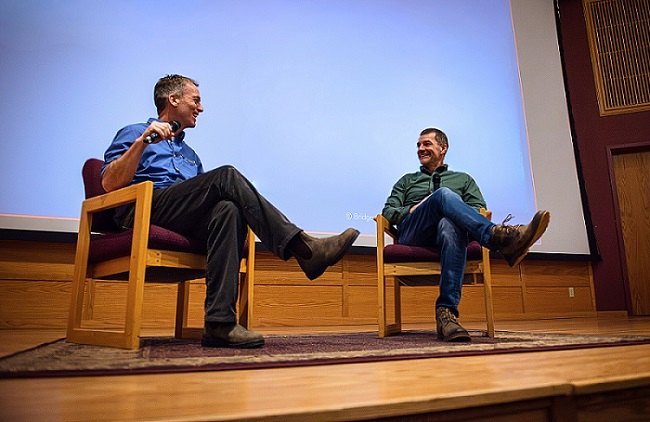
[66,158,256,350]
[375,210,495,338]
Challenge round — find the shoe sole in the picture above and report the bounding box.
[201,335,265,349]
[306,229,360,280]
[437,331,472,342]
[505,210,550,267]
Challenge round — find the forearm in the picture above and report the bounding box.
[102,137,147,192]
[409,193,431,213]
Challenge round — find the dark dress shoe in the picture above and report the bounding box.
[202,322,265,348]
[295,228,360,280]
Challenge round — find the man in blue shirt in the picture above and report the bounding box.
[102,74,359,348]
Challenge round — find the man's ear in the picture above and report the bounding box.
[169,94,180,107]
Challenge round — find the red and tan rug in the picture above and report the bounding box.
[2,330,649,378]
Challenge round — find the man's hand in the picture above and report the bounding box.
[410,194,431,213]
[141,121,176,144]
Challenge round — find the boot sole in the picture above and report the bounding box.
[201,335,265,349]
[504,210,550,267]
[437,331,472,342]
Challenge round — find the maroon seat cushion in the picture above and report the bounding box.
[88,225,206,263]
[384,241,483,263]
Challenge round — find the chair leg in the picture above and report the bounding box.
[176,280,190,338]
[238,269,250,329]
[122,270,147,349]
[174,280,203,340]
[66,267,90,343]
[378,270,388,337]
[246,235,255,329]
[67,209,99,346]
[482,247,495,337]
[379,274,403,337]
[392,277,403,335]
[67,270,148,350]
[238,226,256,330]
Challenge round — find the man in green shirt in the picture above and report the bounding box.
[382,128,550,342]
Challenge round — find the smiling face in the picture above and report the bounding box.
[168,82,203,130]
[417,132,446,172]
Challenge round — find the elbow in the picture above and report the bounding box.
[101,179,114,193]
[101,177,122,193]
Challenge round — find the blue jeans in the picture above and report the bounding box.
[397,188,495,316]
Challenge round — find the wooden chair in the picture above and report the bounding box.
[66,158,256,350]
[375,210,495,338]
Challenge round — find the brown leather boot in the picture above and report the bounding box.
[293,228,360,280]
[488,210,550,267]
[436,307,471,342]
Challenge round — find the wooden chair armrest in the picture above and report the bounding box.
[375,214,399,253]
[82,181,154,214]
[79,181,155,257]
[375,214,398,241]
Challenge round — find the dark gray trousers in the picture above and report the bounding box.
[123,165,301,323]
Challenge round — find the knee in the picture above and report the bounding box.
[210,200,244,224]
[431,187,462,210]
[432,187,456,202]
[203,165,248,190]
[205,165,243,180]
[213,165,240,178]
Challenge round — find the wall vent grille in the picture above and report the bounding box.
[583,0,650,115]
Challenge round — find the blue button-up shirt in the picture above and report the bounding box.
[102,118,204,189]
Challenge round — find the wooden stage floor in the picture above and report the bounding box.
[2,316,650,421]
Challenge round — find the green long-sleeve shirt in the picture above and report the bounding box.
[382,164,487,226]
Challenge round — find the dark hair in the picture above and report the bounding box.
[420,127,448,149]
[153,74,199,115]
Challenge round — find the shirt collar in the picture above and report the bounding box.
[420,164,448,175]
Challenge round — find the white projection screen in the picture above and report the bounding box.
[0,0,590,255]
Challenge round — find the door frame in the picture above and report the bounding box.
[607,141,650,315]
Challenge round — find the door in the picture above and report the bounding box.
[613,149,650,315]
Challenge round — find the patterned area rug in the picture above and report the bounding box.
[2,330,649,378]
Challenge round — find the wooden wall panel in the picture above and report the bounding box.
[345,285,378,321]
[521,260,592,287]
[0,241,75,281]
[343,254,377,286]
[0,281,71,329]
[0,240,597,330]
[524,287,594,314]
[253,285,344,325]
[492,287,525,315]
[491,261,523,286]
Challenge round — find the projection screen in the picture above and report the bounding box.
[0,0,590,255]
